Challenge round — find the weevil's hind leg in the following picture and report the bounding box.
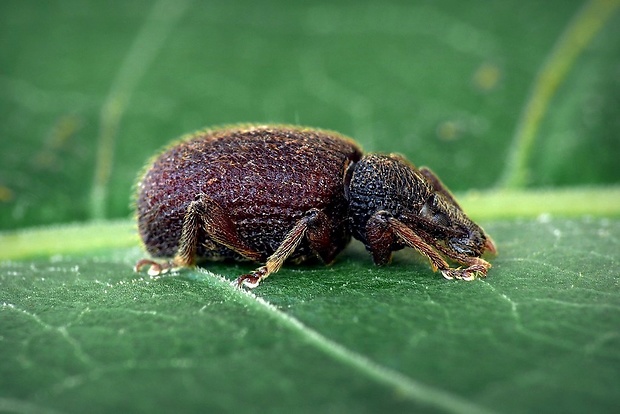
[236,208,336,289]
[135,194,262,276]
[418,167,462,211]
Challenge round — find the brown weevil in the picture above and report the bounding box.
[134,125,496,288]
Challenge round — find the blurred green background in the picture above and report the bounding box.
[1,0,619,231]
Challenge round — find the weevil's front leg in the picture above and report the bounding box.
[430,241,492,281]
[135,194,261,276]
[236,208,335,289]
[387,215,491,280]
[440,260,491,281]
[366,211,451,272]
[365,211,487,281]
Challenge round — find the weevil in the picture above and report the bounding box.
[134,125,496,288]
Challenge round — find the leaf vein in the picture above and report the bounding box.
[201,269,495,414]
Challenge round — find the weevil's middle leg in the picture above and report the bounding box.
[430,241,492,280]
[236,208,336,289]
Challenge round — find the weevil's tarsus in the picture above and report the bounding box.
[441,261,490,281]
[134,258,180,277]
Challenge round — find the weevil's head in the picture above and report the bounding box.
[419,192,496,257]
[345,153,496,258]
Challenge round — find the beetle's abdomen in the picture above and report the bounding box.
[136,125,362,260]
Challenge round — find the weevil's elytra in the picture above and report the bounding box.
[134,124,496,288]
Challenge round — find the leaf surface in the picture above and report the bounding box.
[1,217,619,413]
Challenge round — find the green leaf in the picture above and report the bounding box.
[1,216,619,413]
[2,0,620,412]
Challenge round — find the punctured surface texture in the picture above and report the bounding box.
[136,125,363,262]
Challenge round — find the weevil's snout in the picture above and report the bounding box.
[448,233,480,257]
[484,236,497,255]
[448,225,496,258]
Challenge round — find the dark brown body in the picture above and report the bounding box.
[137,125,362,264]
[135,124,496,288]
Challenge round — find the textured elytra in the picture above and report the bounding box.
[136,125,362,262]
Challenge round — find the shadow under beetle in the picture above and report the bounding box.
[135,125,496,288]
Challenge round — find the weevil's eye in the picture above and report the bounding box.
[420,195,450,227]
[431,211,450,227]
